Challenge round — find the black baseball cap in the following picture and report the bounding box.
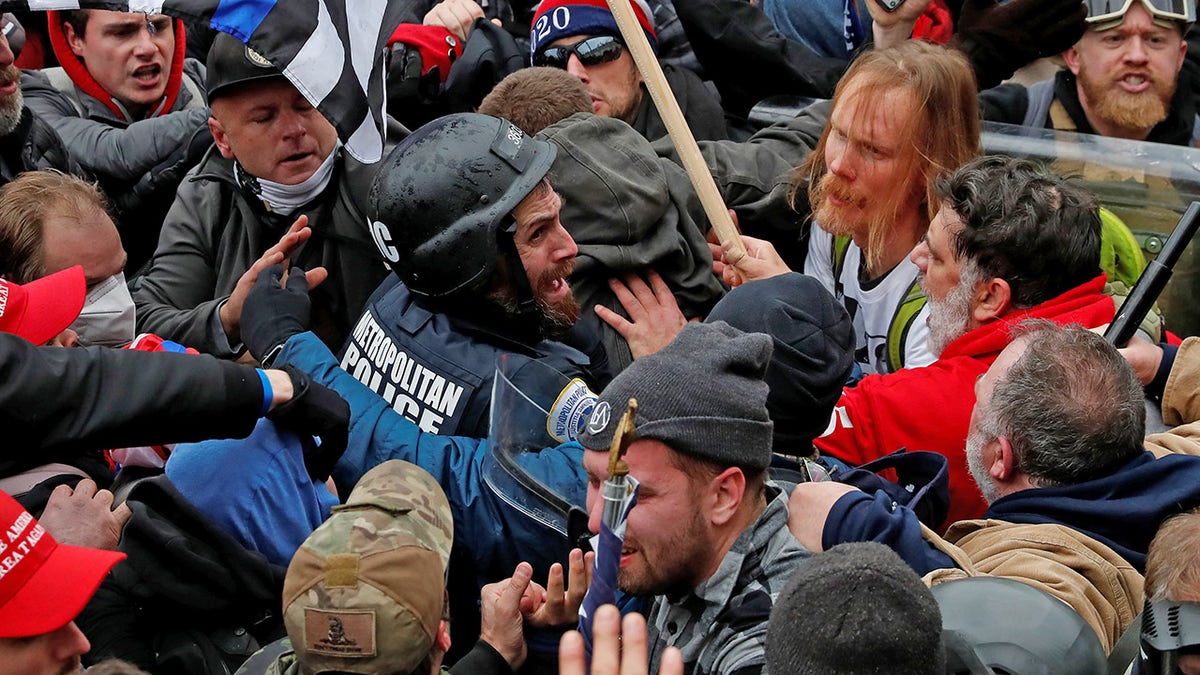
[206,32,285,101]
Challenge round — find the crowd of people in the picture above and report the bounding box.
[3,0,1200,672]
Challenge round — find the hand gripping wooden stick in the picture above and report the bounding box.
[603,0,746,263]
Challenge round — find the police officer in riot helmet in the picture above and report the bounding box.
[370,112,583,342]
[321,113,611,663]
[369,113,606,664]
[243,112,607,439]
[342,112,607,441]
[240,113,605,665]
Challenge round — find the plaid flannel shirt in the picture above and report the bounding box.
[646,485,811,674]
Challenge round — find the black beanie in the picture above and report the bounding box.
[707,273,854,453]
[578,321,773,470]
[765,542,946,675]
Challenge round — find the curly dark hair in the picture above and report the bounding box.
[935,155,1102,309]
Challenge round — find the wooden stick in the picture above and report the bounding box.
[603,0,746,263]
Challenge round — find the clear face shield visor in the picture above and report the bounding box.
[1084,0,1194,29]
[483,354,593,551]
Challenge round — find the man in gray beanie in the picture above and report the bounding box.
[578,321,811,675]
[765,542,945,675]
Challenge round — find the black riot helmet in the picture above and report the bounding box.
[934,577,1108,675]
[367,113,557,299]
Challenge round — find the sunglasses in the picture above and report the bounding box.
[1084,0,1194,25]
[533,35,625,69]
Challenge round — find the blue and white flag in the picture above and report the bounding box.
[5,0,404,162]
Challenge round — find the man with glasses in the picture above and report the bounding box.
[981,0,1196,145]
[528,0,728,141]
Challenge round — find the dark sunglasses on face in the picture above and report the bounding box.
[533,35,625,69]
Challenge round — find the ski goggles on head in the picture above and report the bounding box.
[1084,0,1195,28]
[533,35,625,69]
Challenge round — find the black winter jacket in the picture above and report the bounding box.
[0,107,84,185]
[78,474,286,673]
[0,334,264,481]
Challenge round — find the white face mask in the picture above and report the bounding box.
[243,142,342,216]
[70,272,136,347]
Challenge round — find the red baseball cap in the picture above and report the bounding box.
[0,491,125,638]
[0,266,86,345]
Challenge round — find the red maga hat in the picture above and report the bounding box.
[0,491,125,637]
[0,266,86,345]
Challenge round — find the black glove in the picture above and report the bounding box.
[268,366,350,483]
[385,41,448,128]
[444,18,525,113]
[952,0,1087,89]
[242,264,311,365]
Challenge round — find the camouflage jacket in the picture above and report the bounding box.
[645,486,810,674]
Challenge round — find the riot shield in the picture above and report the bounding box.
[483,354,594,550]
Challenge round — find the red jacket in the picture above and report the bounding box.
[815,275,1115,528]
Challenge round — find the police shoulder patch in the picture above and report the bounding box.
[547,378,598,443]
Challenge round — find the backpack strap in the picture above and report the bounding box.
[885,277,927,373]
[830,234,852,299]
[1022,79,1057,129]
[830,235,927,374]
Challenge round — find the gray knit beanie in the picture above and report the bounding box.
[765,542,946,675]
[578,321,773,470]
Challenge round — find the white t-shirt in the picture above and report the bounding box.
[804,226,935,375]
